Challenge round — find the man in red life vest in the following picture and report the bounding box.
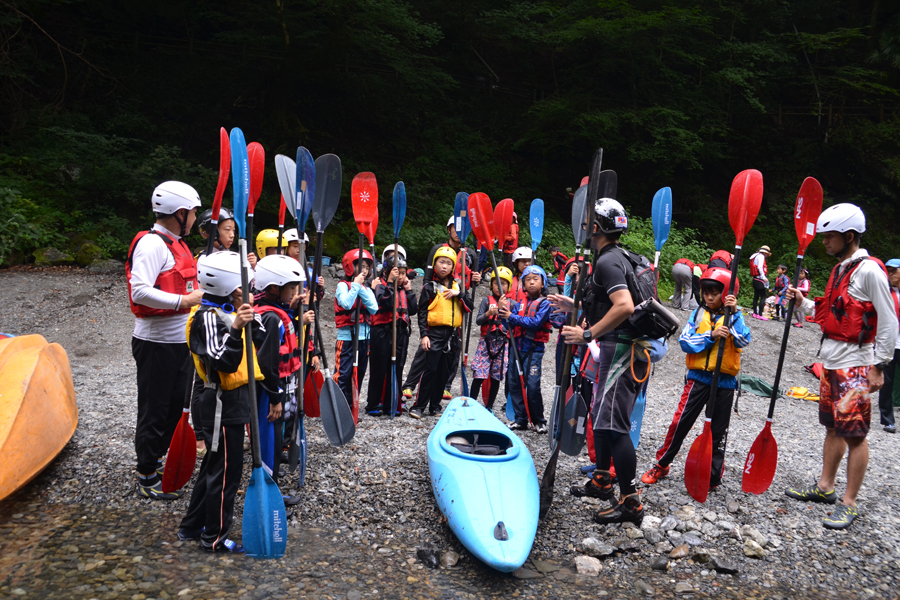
[784,204,898,529]
[126,181,203,499]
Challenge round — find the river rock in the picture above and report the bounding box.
[700,523,720,538]
[651,557,669,571]
[716,520,734,531]
[641,515,662,530]
[644,528,664,544]
[635,580,655,596]
[743,539,766,559]
[582,537,616,558]
[675,582,694,594]
[691,548,711,564]
[88,259,124,273]
[626,528,644,539]
[655,541,673,554]
[76,242,103,267]
[659,516,678,532]
[674,506,695,521]
[727,500,740,514]
[416,548,439,568]
[740,525,768,547]
[682,532,703,546]
[669,544,690,559]
[33,247,74,266]
[575,555,602,576]
[440,550,459,568]
[702,510,717,522]
[710,556,739,574]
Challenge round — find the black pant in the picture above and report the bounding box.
[132,337,193,475]
[879,349,900,426]
[180,420,245,548]
[411,349,454,412]
[403,340,458,392]
[752,279,767,315]
[367,324,410,414]
[692,275,701,306]
[335,338,368,412]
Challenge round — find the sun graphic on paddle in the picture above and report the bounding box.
[360,191,372,203]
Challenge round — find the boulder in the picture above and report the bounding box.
[33,247,74,267]
[75,242,103,267]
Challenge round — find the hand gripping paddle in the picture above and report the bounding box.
[231,127,287,558]
[684,169,763,503]
[742,176,822,494]
[651,187,672,270]
[390,182,407,418]
[350,172,378,424]
[204,128,231,256]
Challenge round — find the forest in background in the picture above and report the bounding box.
[1,0,899,301]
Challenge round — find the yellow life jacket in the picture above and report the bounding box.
[186,306,264,391]
[684,308,742,376]
[427,281,463,328]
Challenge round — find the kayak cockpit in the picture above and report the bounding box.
[441,431,519,462]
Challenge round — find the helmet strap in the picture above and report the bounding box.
[173,209,188,237]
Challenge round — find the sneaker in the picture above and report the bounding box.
[884,424,897,434]
[535,423,548,434]
[139,482,183,501]
[570,471,614,500]
[402,388,413,399]
[442,390,452,400]
[508,422,525,430]
[823,504,859,530]
[283,495,302,506]
[156,460,165,477]
[756,314,770,321]
[641,464,670,485]
[785,484,837,504]
[202,539,244,553]
[367,409,382,417]
[594,493,644,526]
[792,322,803,328]
[176,527,203,541]
[409,408,424,419]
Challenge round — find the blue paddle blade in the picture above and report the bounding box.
[652,187,672,252]
[530,198,544,252]
[393,181,407,239]
[230,128,249,237]
[243,467,287,558]
[506,393,514,421]
[630,384,647,449]
[297,147,316,231]
[297,416,307,488]
[454,192,471,244]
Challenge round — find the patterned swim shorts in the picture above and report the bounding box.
[819,366,871,438]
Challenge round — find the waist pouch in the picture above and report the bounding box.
[628,298,680,339]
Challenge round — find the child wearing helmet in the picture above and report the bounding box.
[470,266,513,410]
[509,246,533,303]
[499,264,551,432]
[367,248,418,416]
[333,249,378,413]
[195,207,257,268]
[408,246,474,418]
[180,251,264,553]
[641,267,750,491]
[252,255,317,486]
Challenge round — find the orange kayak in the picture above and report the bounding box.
[0,335,78,501]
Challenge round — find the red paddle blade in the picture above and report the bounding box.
[247,142,265,213]
[365,208,378,245]
[468,192,495,251]
[278,194,286,226]
[212,127,231,221]
[160,412,196,493]
[580,175,589,187]
[742,420,778,494]
[684,419,713,503]
[351,172,379,235]
[794,177,823,255]
[494,198,515,248]
[727,169,764,245]
[304,370,323,418]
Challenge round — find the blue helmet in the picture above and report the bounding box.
[521,265,548,290]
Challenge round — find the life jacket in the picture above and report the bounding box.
[334,281,373,329]
[509,276,528,304]
[513,296,552,344]
[675,258,695,270]
[480,296,507,337]
[126,229,198,318]
[749,253,766,278]
[685,307,742,376]
[709,250,732,270]
[371,277,410,326]
[553,252,569,275]
[427,280,463,327]
[186,305,263,391]
[557,257,593,287]
[254,304,301,378]
[814,256,896,347]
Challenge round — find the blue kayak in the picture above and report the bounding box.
[427,397,539,572]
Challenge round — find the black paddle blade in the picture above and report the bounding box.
[571,185,588,248]
[312,154,342,232]
[560,388,588,456]
[287,422,300,473]
[594,169,618,201]
[539,445,561,519]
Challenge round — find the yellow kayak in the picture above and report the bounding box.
[0,334,78,501]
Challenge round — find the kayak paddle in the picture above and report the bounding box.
[742,176,822,494]
[160,374,197,493]
[391,181,407,418]
[204,127,231,257]
[651,187,672,271]
[277,194,287,254]
[530,198,544,253]
[247,142,265,251]
[231,126,287,558]
[275,154,297,221]
[351,172,378,424]
[684,168,763,503]
[454,191,472,397]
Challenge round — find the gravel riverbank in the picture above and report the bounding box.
[1,266,899,600]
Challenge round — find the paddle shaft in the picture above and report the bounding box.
[459,243,470,396]
[353,232,363,370]
[490,250,532,426]
[763,253,806,420]
[701,246,743,423]
[391,239,399,417]
[239,239,263,470]
[247,213,255,257]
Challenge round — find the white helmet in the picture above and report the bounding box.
[151,181,201,215]
[381,245,407,265]
[197,251,251,297]
[447,216,455,228]
[282,228,301,244]
[511,246,533,263]
[255,254,306,290]
[817,203,866,234]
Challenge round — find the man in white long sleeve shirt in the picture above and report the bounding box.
[125,181,204,499]
[784,204,898,530]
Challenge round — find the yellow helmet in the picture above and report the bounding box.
[256,229,280,257]
[433,245,458,268]
[490,266,514,289]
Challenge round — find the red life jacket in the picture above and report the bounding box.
[509,276,528,304]
[709,250,732,270]
[479,296,507,336]
[126,229,197,319]
[371,278,410,326]
[556,256,592,286]
[254,304,301,378]
[513,296,551,343]
[814,256,895,347]
[675,258,695,270]
[749,253,766,277]
[334,282,373,329]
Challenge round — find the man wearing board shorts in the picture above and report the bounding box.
[784,204,897,529]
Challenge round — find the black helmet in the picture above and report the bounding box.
[198,207,235,232]
[383,253,408,273]
[593,198,628,234]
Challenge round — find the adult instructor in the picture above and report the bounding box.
[784,203,897,529]
[126,181,203,499]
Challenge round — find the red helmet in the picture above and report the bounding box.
[342,249,374,277]
[700,267,739,297]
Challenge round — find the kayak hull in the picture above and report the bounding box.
[0,335,78,501]
[427,397,539,572]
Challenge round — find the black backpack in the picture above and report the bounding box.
[617,247,659,304]
[618,247,679,339]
